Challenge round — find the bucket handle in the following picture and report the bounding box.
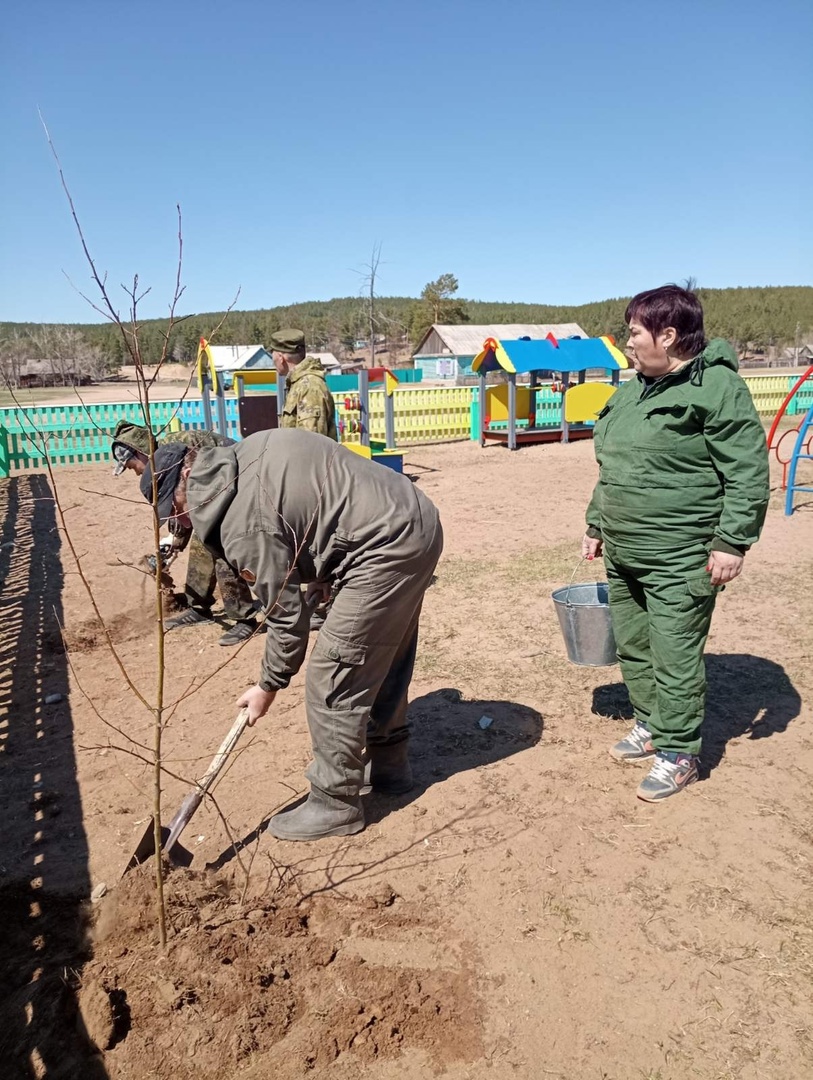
[564,556,608,608]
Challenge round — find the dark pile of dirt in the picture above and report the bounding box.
[62,602,181,652]
[78,866,482,1079]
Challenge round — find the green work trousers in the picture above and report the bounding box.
[604,543,721,756]
[185,535,256,622]
[303,500,443,800]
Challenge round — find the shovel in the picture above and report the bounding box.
[123,707,251,875]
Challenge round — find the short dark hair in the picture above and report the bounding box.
[625,284,707,359]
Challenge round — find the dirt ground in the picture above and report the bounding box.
[1,437,811,1080]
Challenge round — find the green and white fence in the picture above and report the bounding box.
[1,374,810,479]
[0,402,182,478]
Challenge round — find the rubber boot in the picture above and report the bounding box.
[267,788,364,842]
[368,740,414,795]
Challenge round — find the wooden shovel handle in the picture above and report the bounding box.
[195,707,251,796]
[164,708,251,853]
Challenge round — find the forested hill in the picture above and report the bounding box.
[2,285,811,368]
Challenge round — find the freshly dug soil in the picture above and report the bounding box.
[78,865,482,1079]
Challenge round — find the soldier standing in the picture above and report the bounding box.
[110,422,258,646]
[269,328,338,440]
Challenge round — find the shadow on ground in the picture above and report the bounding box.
[0,475,109,1079]
[363,687,544,825]
[591,652,801,776]
[207,688,543,868]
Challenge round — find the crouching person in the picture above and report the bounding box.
[140,429,443,841]
[111,421,258,646]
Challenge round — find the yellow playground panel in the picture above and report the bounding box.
[486,383,531,423]
[564,381,616,423]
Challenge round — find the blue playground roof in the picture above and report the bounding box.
[472,336,629,375]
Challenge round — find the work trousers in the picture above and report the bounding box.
[185,535,256,622]
[304,502,443,799]
[604,542,720,756]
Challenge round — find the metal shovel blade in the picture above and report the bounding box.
[122,820,193,876]
[121,708,250,877]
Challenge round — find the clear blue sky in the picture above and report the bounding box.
[2,0,811,323]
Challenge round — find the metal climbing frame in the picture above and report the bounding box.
[767,365,813,489]
[784,402,813,515]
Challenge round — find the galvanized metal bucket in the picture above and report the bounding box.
[552,565,617,667]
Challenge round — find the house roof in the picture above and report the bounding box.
[413,323,590,357]
[472,336,629,375]
[310,352,341,369]
[206,346,340,372]
[207,345,269,371]
[19,359,87,375]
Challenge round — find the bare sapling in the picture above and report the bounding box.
[38,113,202,944]
[12,118,332,938]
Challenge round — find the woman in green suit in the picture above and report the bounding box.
[583,285,770,801]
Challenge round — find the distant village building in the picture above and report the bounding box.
[308,351,342,372]
[739,343,813,369]
[782,344,813,365]
[17,360,93,389]
[207,345,273,381]
[412,323,590,381]
[340,358,366,374]
[208,345,342,383]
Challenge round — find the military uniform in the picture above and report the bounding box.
[267,328,338,441]
[185,428,443,837]
[586,339,769,757]
[111,422,255,624]
[280,357,338,439]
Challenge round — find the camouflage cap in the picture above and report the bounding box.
[112,421,155,455]
[110,421,156,476]
[267,328,306,354]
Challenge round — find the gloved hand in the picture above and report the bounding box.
[146,537,179,576]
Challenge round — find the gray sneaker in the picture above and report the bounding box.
[609,722,656,763]
[164,607,213,632]
[637,752,699,802]
[218,619,258,647]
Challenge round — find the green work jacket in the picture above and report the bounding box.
[586,339,769,557]
[188,430,439,691]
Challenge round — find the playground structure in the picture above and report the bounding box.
[196,338,403,469]
[197,338,283,438]
[2,366,809,480]
[766,364,813,514]
[471,334,629,450]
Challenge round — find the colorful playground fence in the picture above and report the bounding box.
[0,401,182,478]
[176,387,478,444]
[1,374,811,478]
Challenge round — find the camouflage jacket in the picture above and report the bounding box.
[162,429,234,450]
[112,421,234,456]
[281,357,338,440]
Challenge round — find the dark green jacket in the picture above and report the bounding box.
[586,339,769,556]
[281,357,338,440]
